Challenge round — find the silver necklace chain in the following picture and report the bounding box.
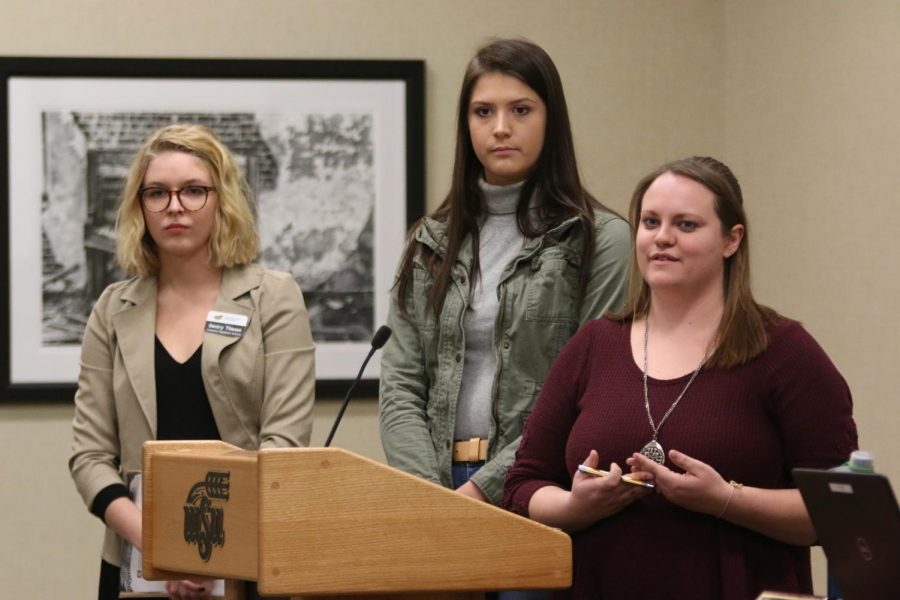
[641,319,708,441]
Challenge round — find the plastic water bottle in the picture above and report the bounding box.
[826,450,875,598]
[830,450,875,474]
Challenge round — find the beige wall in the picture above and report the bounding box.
[723,0,900,479]
[0,1,895,598]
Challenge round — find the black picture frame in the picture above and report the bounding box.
[0,56,425,402]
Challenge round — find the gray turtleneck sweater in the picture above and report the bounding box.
[453,179,529,441]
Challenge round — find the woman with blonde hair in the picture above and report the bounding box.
[504,156,857,599]
[70,124,315,600]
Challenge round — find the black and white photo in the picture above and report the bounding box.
[1,57,424,399]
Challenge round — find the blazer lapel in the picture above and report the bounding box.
[202,265,261,446]
[111,276,158,436]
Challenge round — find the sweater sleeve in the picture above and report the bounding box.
[765,320,858,473]
[90,483,130,522]
[502,320,595,516]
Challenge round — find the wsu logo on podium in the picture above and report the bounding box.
[183,471,230,561]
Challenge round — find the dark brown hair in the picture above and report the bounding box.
[396,38,609,315]
[622,156,781,368]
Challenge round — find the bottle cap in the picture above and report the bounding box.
[848,450,874,472]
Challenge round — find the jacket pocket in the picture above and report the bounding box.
[500,379,544,445]
[524,250,579,323]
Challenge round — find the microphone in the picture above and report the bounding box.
[323,325,392,447]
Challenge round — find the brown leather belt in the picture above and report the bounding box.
[452,438,488,463]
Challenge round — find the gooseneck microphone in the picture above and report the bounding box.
[323,325,392,447]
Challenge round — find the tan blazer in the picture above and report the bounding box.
[69,264,315,565]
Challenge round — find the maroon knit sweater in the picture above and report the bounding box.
[503,317,857,600]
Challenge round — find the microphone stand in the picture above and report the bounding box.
[323,325,391,447]
[323,346,377,447]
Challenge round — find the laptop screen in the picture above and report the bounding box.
[793,468,900,600]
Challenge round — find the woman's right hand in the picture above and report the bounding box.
[165,578,215,600]
[528,450,651,531]
[566,450,652,528]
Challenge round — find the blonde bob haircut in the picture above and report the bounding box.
[116,124,259,276]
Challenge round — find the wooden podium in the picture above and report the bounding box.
[141,441,572,599]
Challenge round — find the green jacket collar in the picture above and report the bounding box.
[415,213,585,266]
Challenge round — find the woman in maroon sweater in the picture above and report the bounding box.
[503,156,857,600]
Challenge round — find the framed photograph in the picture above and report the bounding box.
[1,57,424,401]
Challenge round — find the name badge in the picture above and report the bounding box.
[205,311,249,337]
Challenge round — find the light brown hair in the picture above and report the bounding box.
[622,156,780,368]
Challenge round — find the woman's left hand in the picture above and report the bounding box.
[628,449,732,516]
[165,578,214,600]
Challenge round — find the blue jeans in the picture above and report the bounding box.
[451,461,552,600]
[452,460,485,489]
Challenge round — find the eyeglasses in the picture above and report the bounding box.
[138,186,215,213]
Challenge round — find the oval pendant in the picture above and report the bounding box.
[640,440,665,464]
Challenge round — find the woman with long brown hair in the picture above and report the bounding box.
[503,156,858,599]
[379,38,631,508]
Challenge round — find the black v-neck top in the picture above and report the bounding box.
[90,337,220,522]
[154,336,220,441]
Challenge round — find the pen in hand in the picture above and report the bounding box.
[578,464,655,489]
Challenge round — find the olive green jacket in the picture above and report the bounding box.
[379,209,630,504]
